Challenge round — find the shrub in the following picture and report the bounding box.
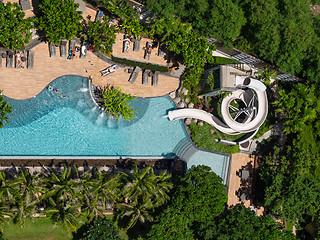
[100,85,137,122]
[73,219,121,240]
[0,92,12,128]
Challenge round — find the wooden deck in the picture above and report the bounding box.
[0,42,179,99]
[228,153,264,216]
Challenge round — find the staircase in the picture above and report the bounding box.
[173,138,198,163]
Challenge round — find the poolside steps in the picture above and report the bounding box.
[173,138,198,163]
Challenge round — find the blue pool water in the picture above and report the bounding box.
[0,76,230,181]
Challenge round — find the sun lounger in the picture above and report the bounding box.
[60,40,67,57]
[152,71,160,86]
[6,51,14,68]
[128,66,142,84]
[69,40,76,51]
[49,42,56,57]
[133,37,141,52]
[0,50,4,67]
[100,64,118,77]
[158,42,166,57]
[27,51,34,69]
[95,10,105,22]
[19,0,31,10]
[80,44,87,59]
[142,70,150,85]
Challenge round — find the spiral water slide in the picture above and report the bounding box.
[168,76,268,135]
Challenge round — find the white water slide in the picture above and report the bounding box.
[168,76,268,135]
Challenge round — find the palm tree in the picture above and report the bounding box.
[11,168,45,226]
[80,169,120,223]
[115,162,172,229]
[42,165,82,233]
[115,200,153,230]
[0,171,18,205]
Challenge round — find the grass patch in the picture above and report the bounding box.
[210,56,239,65]
[189,122,240,154]
[111,56,169,72]
[253,118,271,139]
[1,218,68,240]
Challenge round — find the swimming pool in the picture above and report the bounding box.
[0,76,230,182]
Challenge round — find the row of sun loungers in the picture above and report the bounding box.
[0,50,33,69]
[122,38,166,61]
[49,40,87,59]
[128,66,159,86]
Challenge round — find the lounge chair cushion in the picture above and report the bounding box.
[27,51,34,69]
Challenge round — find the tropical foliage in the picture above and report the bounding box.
[37,0,82,44]
[212,205,296,240]
[98,0,139,21]
[0,2,33,50]
[0,92,12,128]
[146,0,246,46]
[147,165,227,239]
[148,17,215,68]
[115,163,172,230]
[120,18,145,39]
[43,166,83,233]
[0,163,172,236]
[101,86,137,122]
[73,218,121,240]
[84,21,117,54]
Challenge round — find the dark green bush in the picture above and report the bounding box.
[73,219,121,240]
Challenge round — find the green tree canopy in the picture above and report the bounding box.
[0,92,12,128]
[0,2,32,50]
[146,0,246,45]
[147,165,227,239]
[73,218,121,240]
[37,0,82,44]
[84,21,117,54]
[212,205,296,240]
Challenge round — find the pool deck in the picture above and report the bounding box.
[0,42,179,100]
